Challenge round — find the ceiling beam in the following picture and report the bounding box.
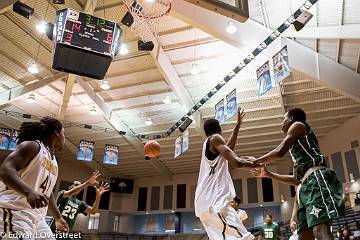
[0,72,67,106]
[147,37,207,140]
[76,77,172,178]
[283,24,360,39]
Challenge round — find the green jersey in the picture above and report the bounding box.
[289,122,326,181]
[260,223,280,240]
[50,190,88,233]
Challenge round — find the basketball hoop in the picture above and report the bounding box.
[121,0,171,41]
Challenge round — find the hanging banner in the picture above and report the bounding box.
[0,128,11,150]
[77,140,94,161]
[215,99,225,124]
[103,144,119,165]
[225,89,238,120]
[257,61,272,96]
[182,129,189,154]
[174,136,182,159]
[273,46,291,84]
[8,130,19,151]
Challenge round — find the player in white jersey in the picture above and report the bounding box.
[195,107,258,240]
[0,117,69,239]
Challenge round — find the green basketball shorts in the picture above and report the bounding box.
[297,168,345,230]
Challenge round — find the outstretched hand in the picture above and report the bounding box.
[250,165,269,178]
[95,182,110,196]
[236,107,245,126]
[88,170,101,186]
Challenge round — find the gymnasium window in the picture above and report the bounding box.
[262,178,274,202]
[233,179,243,204]
[88,213,100,230]
[150,186,160,210]
[177,184,186,208]
[137,187,148,211]
[247,178,258,203]
[113,216,120,232]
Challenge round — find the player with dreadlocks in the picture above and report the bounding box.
[0,117,69,239]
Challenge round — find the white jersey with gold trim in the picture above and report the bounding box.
[0,140,58,218]
[195,137,235,217]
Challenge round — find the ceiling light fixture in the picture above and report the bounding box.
[36,22,47,33]
[163,96,171,104]
[100,80,110,90]
[145,118,153,126]
[190,63,200,75]
[27,64,39,74]
[119,44,129,55]
[226,21,237,34]
[26,93,36,104]
[90,106,97,115]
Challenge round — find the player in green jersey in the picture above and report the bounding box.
[251,108,344,240]
[259,214,281,240]
[50,171,109,239]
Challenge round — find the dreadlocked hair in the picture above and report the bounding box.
[17,117,63,144]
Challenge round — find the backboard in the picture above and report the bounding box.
[183,0,249,22]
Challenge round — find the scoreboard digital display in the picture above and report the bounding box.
[55,8,122,56]
[53,9,122,79]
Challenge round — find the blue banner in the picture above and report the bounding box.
[273,46,291,84]
[0,128,11,150]
[8,130,19,151]
[77,140,94,161]
[226,89,238,120]
[215,99,225,124]
[257,61,272,96]
[103,144,119,165]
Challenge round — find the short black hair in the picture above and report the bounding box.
[287,108,306,122]
[266,214,272,219]
[203,118,221,137]
[234,196,241,204]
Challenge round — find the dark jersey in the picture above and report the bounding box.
[260,223,280,240]
[289,122,326,181]
[50,190,88,232]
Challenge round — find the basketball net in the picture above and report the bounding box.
[121,0,171,41]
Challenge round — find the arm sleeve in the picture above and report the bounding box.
[56,190,66,203]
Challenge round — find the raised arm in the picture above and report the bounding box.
[227,107,245,151]
[62,171,100,198]
[0,141,49,208]
[84,182,109,215]
[251,166,298,186]
[210,134,258,168]
[254,122,307,165]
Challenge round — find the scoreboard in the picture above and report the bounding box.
[53,9,122,79]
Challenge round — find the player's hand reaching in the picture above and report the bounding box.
[290,220,297,233]
[251,165,269,178]
[55,217,69,233]
[95,182,110,196]
[236,107,245,126]
[26,190,49,209]
[88,170,101,186]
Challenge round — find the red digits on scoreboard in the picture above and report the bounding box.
[72,23,81,32]
[65,32,72,42]
[106,33,113,42]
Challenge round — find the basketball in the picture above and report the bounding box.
[144,140,161,158]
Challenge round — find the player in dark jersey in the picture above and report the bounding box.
[259,214,281,240]
[50,171,109,239]
[251,108,344,240]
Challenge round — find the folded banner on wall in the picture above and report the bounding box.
[215,99,225,124]
[226,88,238,120]
[0,128,11,150]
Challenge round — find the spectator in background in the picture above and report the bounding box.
[229,196,248,223]
[342,224,350,240]
[259,214,282,240]
[353,221,360,240]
